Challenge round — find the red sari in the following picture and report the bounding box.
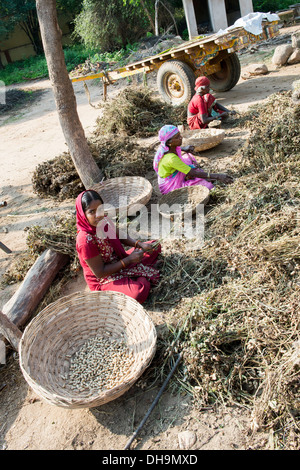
[187,93,224,130]
[75,192,161,304]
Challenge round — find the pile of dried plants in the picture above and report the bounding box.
[95,85,186,137]
[6,89,299,449]
[31,137,154,199]
[149,91,299,449]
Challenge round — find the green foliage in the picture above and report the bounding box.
[253,0,292,12]
[0,55,48,85]
[73,0,151,51]
[0,0,33,41]
[89,43,140,66]
[0,45,98,85]
[56,0,84,15]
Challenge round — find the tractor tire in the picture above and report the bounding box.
[207,52,241,92]
[157,60,196,106]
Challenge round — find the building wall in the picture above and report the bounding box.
[0,13,72,66]
[182,0,253,37]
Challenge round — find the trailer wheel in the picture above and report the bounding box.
[207,52,241,92]
[157,60,195,106]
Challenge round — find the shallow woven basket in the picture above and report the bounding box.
[92,176,153,215]
[19,291,157,409]
[158,185,210,219]
[182,128,225,152]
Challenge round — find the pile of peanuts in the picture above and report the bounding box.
[67,334,135,393]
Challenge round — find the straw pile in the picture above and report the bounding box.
[148,91,299,449]
[8,87,299,448]
[32,138,153,199]
[95,86,186,137]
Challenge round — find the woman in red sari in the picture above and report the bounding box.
[187,76,235,130]
[76,190,161,304]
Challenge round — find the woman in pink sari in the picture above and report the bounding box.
[187,76,235,130]
[76,190,161,304]
[153,124,233,195]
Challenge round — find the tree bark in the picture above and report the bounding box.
[36,0,103,188]
[2,249,69,328]
[0,311,22,351]
[155,0,160,36]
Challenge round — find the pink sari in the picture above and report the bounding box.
[157,152,214,195]
[154,125,214,195]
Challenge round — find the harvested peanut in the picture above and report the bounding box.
[67,334,134,393]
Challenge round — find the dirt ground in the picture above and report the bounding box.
[0,25,299,451]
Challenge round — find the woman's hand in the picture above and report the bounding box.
[216,173,234,184]
[219,112,229,119]
[181,145,195,153]
[127,249,145,264]
[138,241,156,253]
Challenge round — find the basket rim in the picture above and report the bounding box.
[92,176,153,212]
[93,175,153,188]
[182,128,225,137]
[159,184,210,202]
[158,185,210,216]
[19,291,157,407]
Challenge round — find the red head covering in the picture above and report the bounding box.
[194,76,210,91]
[75,190,128,259]
[75,191,96,235]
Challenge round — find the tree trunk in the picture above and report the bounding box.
[140,0,155,33]
[19,10,44,56]
[161,1,179,36]
[36,0,103,188]
[155,0,160,36]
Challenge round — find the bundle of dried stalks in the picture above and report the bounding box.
[95,85,186,137]
[31,137,153,199]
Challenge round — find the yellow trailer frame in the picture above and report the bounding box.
[70,21,279,103]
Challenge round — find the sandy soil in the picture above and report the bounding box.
[0,25,299,451]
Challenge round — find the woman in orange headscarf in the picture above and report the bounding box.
[187,76,235,130]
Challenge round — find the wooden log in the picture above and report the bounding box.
[2,248,69,328]
[0,311,22,351]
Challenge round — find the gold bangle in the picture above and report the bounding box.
[120,259,126,269]
[135,240,140,248]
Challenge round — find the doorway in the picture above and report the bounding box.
[193,0,213,33]
[225,0,241,26]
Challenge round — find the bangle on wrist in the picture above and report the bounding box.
[120,259,126,269]
[135,240,140,248]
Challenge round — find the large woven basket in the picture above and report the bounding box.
[19,291,157,409]
[158,185,210,219]
[92,176,153,215]
[182,128,225,152]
